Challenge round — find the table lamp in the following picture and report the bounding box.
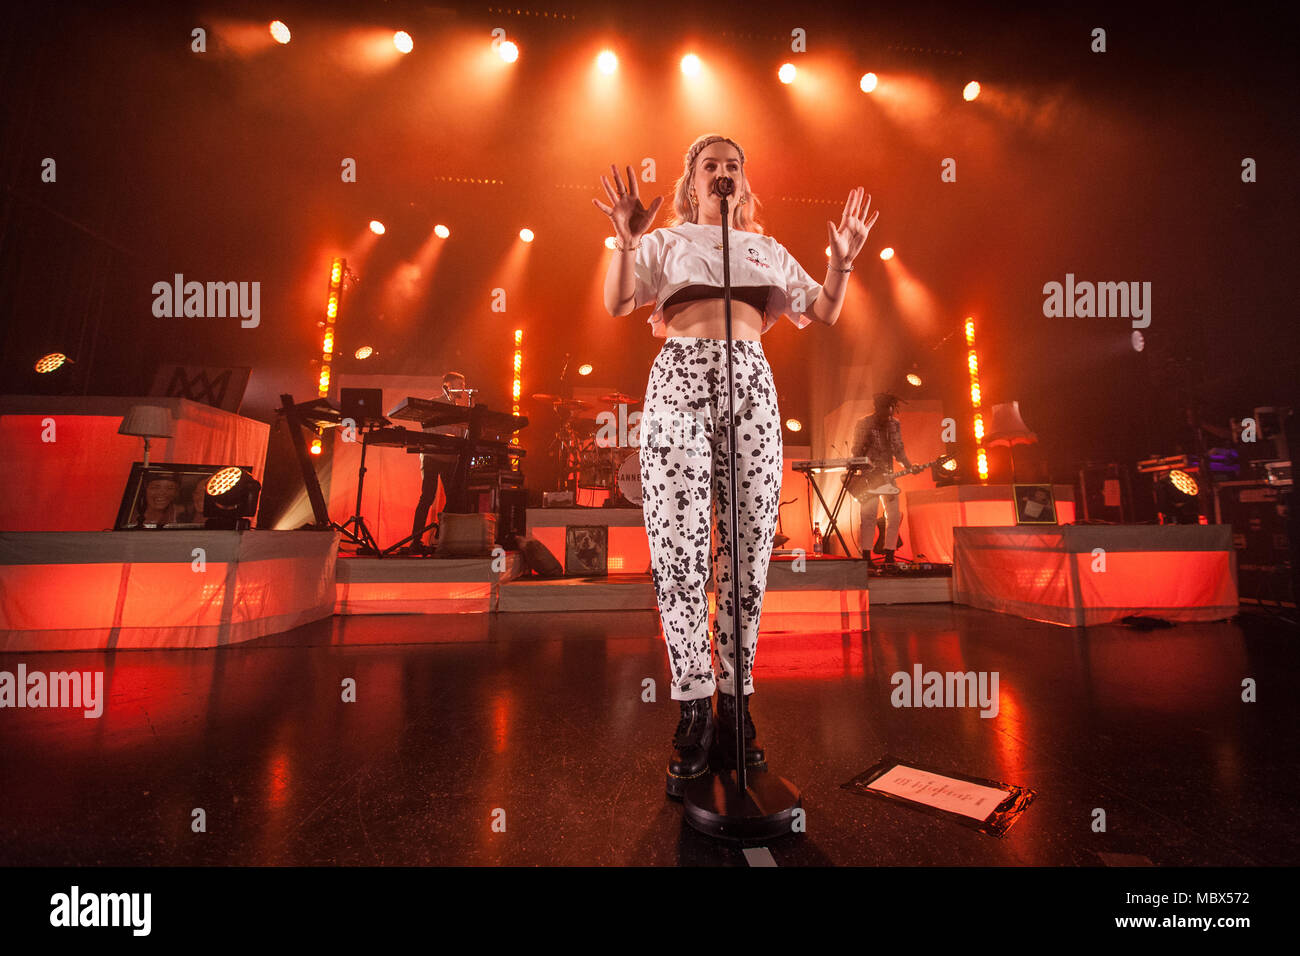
[118,405,174,466]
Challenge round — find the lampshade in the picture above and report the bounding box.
[985,401,1038,447]
[118,404,174,439]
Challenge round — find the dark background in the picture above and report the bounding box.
[2,0,1295,523]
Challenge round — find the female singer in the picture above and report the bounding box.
[593,134,878,797]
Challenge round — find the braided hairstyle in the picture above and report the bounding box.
[668,134,764,233]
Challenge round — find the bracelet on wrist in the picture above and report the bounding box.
[613,236,641,252]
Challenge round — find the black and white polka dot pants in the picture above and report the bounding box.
[639,337,783,701]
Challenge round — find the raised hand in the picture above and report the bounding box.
[826,187,879,267]
[592,163,663,243]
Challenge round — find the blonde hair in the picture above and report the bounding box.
[668,134,764,234]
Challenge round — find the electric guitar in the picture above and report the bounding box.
[844,454,954,497]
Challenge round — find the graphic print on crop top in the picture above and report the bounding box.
[631,222,822,339]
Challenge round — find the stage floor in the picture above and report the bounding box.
[0,605,1294,866]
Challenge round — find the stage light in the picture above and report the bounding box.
[1131,330,1145,352]
[906,372,922,387]
[597,50,618,74]
[203,466,262,530]
[369,220,385,235]
[1157,469,1201,524]
[681,53,701,76]
[825,245,831,257]
[269,21,291,44]
[519,228,534,242]
[1168,469,1198,497]
[860,72,878,93]
[966,317,987,481]
[879,247,894,260]
[354,346,374,360]
[499,40,519,63]
[963,81,981,101]
[778,63,796,84]
[34,352,70,373]
[321,257,346,397]
[310,438,322,456]
[434,224,450,239]
[605,236,617,250]
[785,418,803,432]
[393,31,413,54]
[932,455,961,487]
[511,330,523,454]
[578,364,593,376]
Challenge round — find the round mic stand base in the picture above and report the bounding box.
[682,771,802,844]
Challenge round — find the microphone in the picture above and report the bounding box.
[711,176,735,198]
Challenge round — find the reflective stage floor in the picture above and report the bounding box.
[1,605,1295,866]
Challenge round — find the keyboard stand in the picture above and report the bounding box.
[798,462,870,558]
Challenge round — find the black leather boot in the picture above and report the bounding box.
[666,698,715,799]
[714,691,767,771]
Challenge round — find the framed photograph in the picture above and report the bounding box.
[114,462,253,530]
[1013,483,1058,525]
[564,524,608,576]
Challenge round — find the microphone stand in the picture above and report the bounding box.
[682,184,802,843]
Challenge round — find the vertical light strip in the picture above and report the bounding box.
[319,257,345,398]
[313,257,346,455]
[965,316,988,480]
[511,329,522,466]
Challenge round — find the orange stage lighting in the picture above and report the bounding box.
[604,236,617,250]
[434,224,450,239]
[269,21,290,44]
[906,372,922,387]
[354,346,374,360]
[578,364,593,376]
[597,50,618,74]
[519,228,534,243]
[681,53,701,76]
[393,31,413,54]
[778,63,796,84]
[511,330,523,456]
[310,438,322,456]
[965,316,987,480]
[369,220,385,235]
[319,257,346,398]
[963,81,981,102]
[785,419,803,432]
[498,40,519,63]
[860,72,878,93]
[34,352,69,373]
[879,247,895,260]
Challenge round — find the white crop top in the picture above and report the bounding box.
[631,222,822,338]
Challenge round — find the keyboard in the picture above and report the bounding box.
[791,457,872,473]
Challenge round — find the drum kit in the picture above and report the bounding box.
[532,390,644,505]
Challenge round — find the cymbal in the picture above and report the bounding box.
[554,398,590,411]
[599,392,641,405]
[531,393,562,402]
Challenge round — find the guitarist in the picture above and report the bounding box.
[850,392,916,567]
